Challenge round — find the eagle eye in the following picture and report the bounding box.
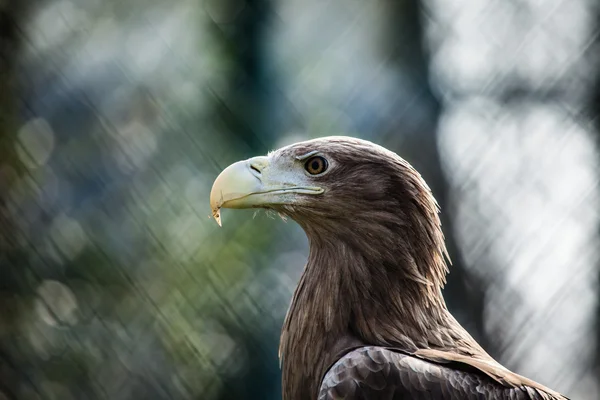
[304,156,328,175]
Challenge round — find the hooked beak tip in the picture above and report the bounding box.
[213,208,222,227]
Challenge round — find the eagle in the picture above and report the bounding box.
[209,136,568,400]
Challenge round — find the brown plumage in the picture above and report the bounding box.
[210,136,569,400]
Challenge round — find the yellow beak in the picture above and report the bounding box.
[209,156,324,226]
[210,157,266,226]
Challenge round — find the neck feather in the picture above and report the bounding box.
[277,156,488,399]
[279,227,485,399]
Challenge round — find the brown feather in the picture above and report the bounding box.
[267,137,566,400]
[319,346,561,400]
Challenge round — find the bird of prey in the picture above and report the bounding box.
[210,136,568,400]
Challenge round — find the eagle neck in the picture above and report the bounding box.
[279,234,484,400]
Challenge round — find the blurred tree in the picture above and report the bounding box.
[0,2,39,399]
[380,0,494,354]
[208,0,275,155]
[214,317,281,400]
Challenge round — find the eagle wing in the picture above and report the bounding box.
[318,346,564,400]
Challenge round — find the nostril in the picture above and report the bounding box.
[250,164,261,174]
[248,157,268,175]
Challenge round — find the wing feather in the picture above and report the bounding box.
[318,347,562,400]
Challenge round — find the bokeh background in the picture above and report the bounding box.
[1,0,599,399]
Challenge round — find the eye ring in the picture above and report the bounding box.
[304,156,328,175]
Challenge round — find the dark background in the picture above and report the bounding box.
[0,0,599,399]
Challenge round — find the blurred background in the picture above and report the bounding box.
[0,0,599,399]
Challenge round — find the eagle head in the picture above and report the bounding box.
[212,136,441,248]
[211,135,448,298]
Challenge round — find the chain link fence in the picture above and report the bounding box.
[0,0,599,399]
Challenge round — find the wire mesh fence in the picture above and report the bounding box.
[0,0,599,399]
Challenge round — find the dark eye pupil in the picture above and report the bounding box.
[305,156,327,174]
